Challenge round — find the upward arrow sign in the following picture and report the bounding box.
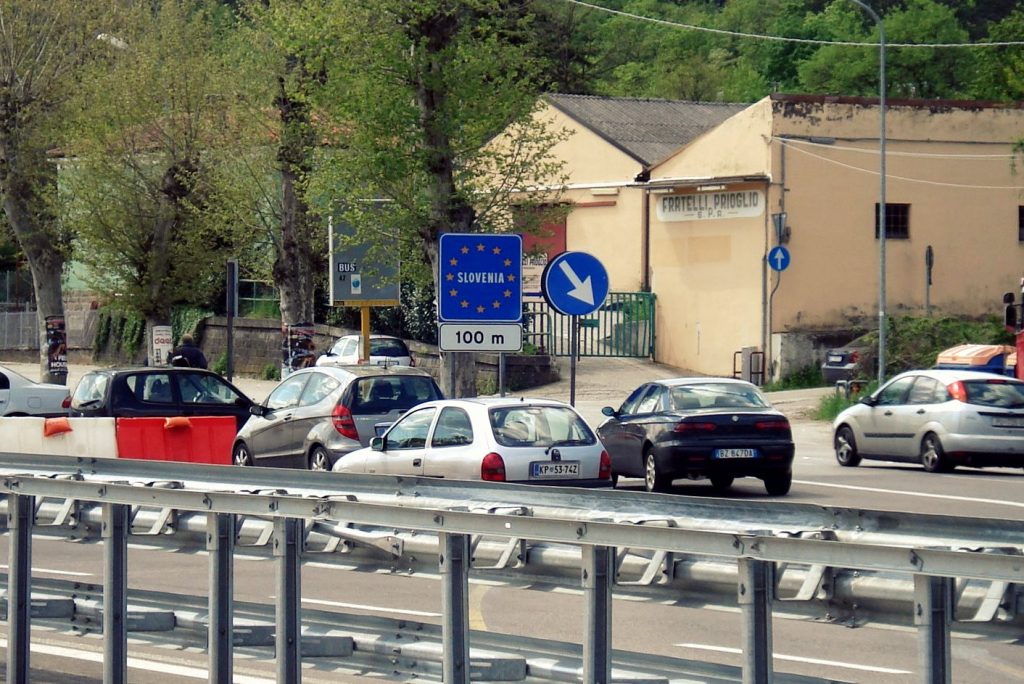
[559,260,594,305]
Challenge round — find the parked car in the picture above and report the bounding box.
[821,339,873,384]
[596,378,794,495]
[833,369,1024,472]
[332,397,612,487]
[316,334,414,368]
[68,367,254,429]
[233,365,443,470]
[0,365,71,417]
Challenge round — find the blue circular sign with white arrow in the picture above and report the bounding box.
[542,251,610,316]
[767,245,791,272]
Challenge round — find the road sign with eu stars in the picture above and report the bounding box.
[438,233,522,322]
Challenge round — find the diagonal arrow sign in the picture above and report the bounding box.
[559,260,594,305]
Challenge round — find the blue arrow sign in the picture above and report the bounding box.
[438,233,522,322]
[542,252,610,316]
[768,245,791,272]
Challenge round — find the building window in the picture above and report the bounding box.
[1018,206,1024,242]
[874,203,909,239]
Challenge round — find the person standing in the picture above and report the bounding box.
[170,333,208,369]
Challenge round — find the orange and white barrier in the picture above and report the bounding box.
[0,417,119,458]
[115,416,236,465]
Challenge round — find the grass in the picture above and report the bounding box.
[761,365,827,392]
[814,381,878,421]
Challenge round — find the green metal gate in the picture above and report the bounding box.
[523,292,655,358]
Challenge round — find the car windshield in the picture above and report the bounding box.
[963,380,1024,408]
[669,383,769,410]
[350,375,442,415]
[71,374,109,409]
[490,405,596,448]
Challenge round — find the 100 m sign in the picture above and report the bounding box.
[438,323,523,352]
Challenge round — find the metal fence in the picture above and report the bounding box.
[1,453,1021,683]
[524,292,654,358]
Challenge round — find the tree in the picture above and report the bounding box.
[0,1,114,383]
[61,1,252,357]
[291,0,567,397]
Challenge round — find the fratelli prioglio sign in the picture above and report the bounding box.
[656,189,764,222]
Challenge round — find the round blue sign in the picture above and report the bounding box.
[767,245,791,272]
[542,252,610,316]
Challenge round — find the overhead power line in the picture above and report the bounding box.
[773,136,1020,159]
[561,0,1024,48]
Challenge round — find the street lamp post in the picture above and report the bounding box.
[849,0,887,385]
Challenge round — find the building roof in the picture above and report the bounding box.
[544,94,748,167]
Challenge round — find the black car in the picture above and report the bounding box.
[69,367,255,430]
[597,378,794,495]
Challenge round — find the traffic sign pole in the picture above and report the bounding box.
[570,317,578,406]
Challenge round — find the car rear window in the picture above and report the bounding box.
[963,380,1024,408]
[490,405,596,448]
[371,339,410,357]
[71,374,110,409]
[350,375,442,415]
[670,383,770,410]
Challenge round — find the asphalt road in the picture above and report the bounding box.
[3,356,1024,681]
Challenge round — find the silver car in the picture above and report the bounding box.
[233,365,443,470]
[0,365,70,417]
[333,397,612,487]
[316,334,414,368]
[833,369,1024,472]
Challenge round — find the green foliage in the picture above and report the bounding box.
[476,375,498,396]
[92,307,145,360]
[261,363,281,381]
[211,352,228,376]
[762,365,825,391]
[815,381,879,421]
[171,307,213,344]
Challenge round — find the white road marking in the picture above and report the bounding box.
[793,479,1024,509]
[0,565,92,578]
[297,597,441,618]
[0,638,273,682]
[676,642,912,675]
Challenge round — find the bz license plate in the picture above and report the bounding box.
[530,461,580,479]
[713,448,759,459]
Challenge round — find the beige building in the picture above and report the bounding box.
[519,93,1024,379]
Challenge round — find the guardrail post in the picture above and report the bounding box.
[738,558,774,684]
[7,494,33,684]
[582,545,613,684]
[103,503,129,684]
[274,517,302,683]
[915,575,953,684]
[208,513,235,684]
[440,532,470,683]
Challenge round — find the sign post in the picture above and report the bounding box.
[541,252,610,406]
[438,233,523,396]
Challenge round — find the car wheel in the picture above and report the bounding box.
[309,445,331,471]
[834,426,862,467]
[644,448,670,493]
[763,470,792,496]
[920,433,952,473]
[232,442,254,467]
[709,475,734,491]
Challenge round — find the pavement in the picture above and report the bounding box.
[1,355,833,428]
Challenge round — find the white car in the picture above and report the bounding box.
[332,397,612,486]
[316,334,413,368]
[0,365,70,417]
[833,368,1024,472]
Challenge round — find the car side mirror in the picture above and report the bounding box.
[601,406,617,418]
[859,395,877,407]
[249,404,267,417]
[370,436,384,451]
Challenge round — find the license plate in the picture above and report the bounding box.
[992,416,1024,428]
[713,448,759,459]
[530,461,580,478]
[827,355,843,363]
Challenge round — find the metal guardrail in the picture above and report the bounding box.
[1,453,1023,683]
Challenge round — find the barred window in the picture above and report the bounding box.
[874,203,909,239]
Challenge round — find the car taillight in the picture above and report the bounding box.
[947,381,968,403]
[849,351,860,363]
[674,421,716,433]
[61,396,71,410]
[481,452,506,481]
[331,403,359,440]
[599,450,611,480]
[755,419,791,431]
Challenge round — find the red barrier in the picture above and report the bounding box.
[115,416,237,465]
